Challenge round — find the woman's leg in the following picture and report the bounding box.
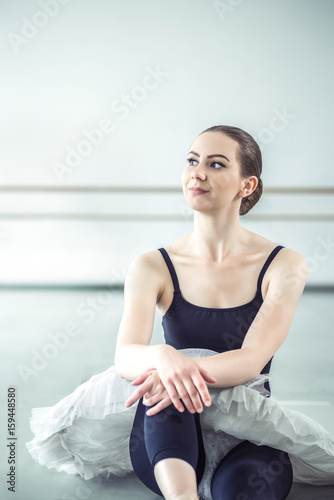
[129,397,206,498]
[154,458,200,500]
[210,440,293,500]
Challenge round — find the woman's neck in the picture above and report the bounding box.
[190,211,248,263]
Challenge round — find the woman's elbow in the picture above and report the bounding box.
[114,350,127,378]
[250,357,272,381]
[243,351,267,381]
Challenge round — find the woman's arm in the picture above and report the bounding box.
[196,249,308,387]
[114,251,216,413]
[114,252,165,379]
[124,248,307,415]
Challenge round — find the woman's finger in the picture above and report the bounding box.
[191,370,214,407]
[125,379,153,407]
[199,367,217,384]
[173,378,197,413]
[172,364,212,412]
[143,390,165,406]
[131,371,154,386]
[124,389,144,408]
[181,378,204,413]
[143,384,163,402]
[146,396,173,416]
[163,379,185,413]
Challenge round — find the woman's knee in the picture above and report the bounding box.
[129,398,205,495]
[211,442,293,500]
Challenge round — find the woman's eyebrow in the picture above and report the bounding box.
[188,151,230,162]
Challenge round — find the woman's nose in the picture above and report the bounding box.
[191,163,206,180]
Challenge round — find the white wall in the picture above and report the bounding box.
[1,0,333,285]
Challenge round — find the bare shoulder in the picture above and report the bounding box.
[127,249,166,278]
[277,246,307,265]
[275,246,307,270]
[265,244,308,296]
[252,232,307,268]
[248,232,308,291]
[125,249,166,300]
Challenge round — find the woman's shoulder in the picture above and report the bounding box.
[126,247,178,281]
[125,250,168,302]
[126,240,187,288]
[273,245,308,280]
[250,232,306,263]
[250,233,308,285]
[127,248,166,274]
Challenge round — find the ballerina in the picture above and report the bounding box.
[26,125,334,500]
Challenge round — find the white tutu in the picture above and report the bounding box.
[25,348,334,500]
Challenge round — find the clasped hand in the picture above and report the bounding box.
[124,347,216,416]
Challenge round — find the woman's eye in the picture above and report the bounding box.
[186,158,225,169]
[212,161,225,169]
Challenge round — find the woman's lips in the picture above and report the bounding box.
[189,188,209,195]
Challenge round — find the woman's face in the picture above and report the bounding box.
[182,131,248,214]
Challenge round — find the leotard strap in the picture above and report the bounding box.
[158,248,180,292]
[257,245,285,293]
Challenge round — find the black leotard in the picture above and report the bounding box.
[129,244,293,499]
[159,245,284,392]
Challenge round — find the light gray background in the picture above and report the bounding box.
[0,0,333,284]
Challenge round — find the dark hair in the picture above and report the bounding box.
[199,125,263,215]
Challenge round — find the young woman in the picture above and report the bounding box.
[26,125,334,500]
[114,125,307,500]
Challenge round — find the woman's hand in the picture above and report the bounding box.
[155,345,216,413]
[125,369,173,416]
[125,345,216,415]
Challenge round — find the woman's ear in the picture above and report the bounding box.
[240,176,258,198]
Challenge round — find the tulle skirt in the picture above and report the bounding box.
[25,348,334,500]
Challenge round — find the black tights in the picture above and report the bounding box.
[129,398,293,499]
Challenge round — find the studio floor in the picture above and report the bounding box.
[1,287,333,500]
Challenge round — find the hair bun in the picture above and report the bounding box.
[239,178,263,216]
[199,125,263,216]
